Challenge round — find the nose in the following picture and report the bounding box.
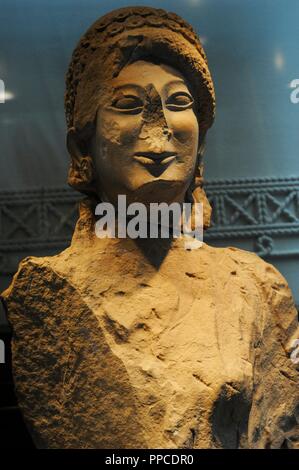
[138,84,173,149]
[163,126,173,140]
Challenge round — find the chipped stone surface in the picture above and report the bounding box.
[2,202,299,448]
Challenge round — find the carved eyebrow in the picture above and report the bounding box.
[164,79,189,91]
[113,81,188,93]
[113,84,145,94]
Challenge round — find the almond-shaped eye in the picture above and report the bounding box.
[166,92,194,111]
[112,95,143,113]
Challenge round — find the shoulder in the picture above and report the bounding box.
[202,243,295,309]
[203,243,288,282]
[216,245,297,337]
[1,253,71,310]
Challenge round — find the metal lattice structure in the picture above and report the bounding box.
[1,176,299,277]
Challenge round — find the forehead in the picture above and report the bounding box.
[111,60,189,90]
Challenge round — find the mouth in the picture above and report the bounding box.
[133,151,177,166]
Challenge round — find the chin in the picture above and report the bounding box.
[127,178,188,205]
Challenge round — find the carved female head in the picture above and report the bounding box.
[65,6,215,225]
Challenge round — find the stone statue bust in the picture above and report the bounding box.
[2,6,298,449]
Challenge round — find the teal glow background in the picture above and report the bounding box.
[0,0,298,187]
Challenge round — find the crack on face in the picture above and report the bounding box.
[139,84,171,153]
[101,119,122,145]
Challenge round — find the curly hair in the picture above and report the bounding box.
[65,6,215,132]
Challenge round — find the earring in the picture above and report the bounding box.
[186,151,212,230]
[79,156,94,184]
[68,155,96,194]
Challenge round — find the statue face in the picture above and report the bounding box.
[91,60,199,206]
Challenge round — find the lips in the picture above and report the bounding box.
[133,151,177,166]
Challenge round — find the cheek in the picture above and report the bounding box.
[170,111,199,148]
[98,112,141,147]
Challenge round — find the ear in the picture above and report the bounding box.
[67,127,85,163]
[66,127,96,194]
[197,131,206,165]
[185,131,211,229]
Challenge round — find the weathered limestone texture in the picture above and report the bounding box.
[2,201,299,448]
[1,6,299,448]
